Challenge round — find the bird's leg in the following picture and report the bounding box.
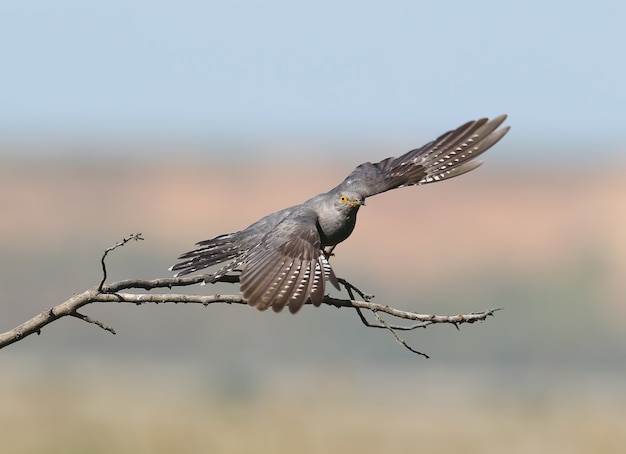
[323,245,336,260]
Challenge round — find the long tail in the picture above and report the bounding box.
[169,232,243,277]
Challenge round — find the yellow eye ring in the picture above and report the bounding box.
[340,195,347,203]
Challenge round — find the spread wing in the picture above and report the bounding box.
[169,209,292,281]
[336,114,509,198]
[240,212,340,314]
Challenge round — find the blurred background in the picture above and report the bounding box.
[1,1,625,452]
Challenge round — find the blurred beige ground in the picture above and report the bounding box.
[2,361,625,454]
[1,149,625,453]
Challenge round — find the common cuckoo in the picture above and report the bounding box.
[171,115,510,313]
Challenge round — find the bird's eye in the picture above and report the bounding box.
[340,195,347,203]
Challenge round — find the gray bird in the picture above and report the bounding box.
[171,115,510,313]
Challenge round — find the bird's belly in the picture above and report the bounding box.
[317,217,357,247]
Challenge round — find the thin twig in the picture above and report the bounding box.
[335,277,501,356]
[373,310,430,358]
[70,311,116,334]
[338,278,374,301]
[99,233,144,291]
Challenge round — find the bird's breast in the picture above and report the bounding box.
[317,210,358,247]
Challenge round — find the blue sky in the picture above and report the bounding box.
[1,0,625,152]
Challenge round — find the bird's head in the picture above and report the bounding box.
[337,192,366,209]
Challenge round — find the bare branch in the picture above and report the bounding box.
[324,296,501,325]
[337,278,374,301]
[372,310,430,359]
[0,235,501,356]
[70,311,117,335]
[93,292,247,306]
[99,233,144,291]
[0,286,500,352]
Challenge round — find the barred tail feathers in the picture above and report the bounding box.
[169,232,243,277]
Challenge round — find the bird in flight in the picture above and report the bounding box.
[171,115,510,313]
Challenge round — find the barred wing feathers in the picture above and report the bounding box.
[240,214,339,314]
[338,114,509,198]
